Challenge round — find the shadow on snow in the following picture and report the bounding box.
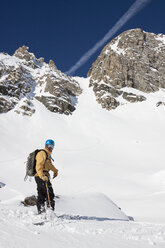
[58,214,131,222]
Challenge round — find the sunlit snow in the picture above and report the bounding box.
[1,77,165,247]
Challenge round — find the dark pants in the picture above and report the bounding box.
[35,176,55,214]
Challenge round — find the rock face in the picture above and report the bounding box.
[156,101,165,107]
[88,28,165,110]
[35,62,82,115]
[0,46,82,115]
[0,52,35,114]
[23,195,37,206]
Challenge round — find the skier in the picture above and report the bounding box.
[35,139,58,214]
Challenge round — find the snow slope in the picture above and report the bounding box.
[1,77,165,247]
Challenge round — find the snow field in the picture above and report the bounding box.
[0,203,165,248]
[1,77,165,247]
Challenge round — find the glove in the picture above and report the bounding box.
[53,170,58,178]
[41,175,49,181]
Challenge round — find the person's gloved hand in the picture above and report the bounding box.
[41,175,49,181]
[53,170,58,178]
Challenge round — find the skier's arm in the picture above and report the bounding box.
[49,163,58,177]
[35,151,47,179]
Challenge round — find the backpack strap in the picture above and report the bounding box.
[41,149,48,161]
[41,149,48,172]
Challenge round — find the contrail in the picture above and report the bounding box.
[65,0,152,75]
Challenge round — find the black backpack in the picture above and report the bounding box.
[24,149,48,181]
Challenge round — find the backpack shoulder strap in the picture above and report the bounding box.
[41,149,48,162]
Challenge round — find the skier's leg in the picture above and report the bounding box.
[35,177,47,214]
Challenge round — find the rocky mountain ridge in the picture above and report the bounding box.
[1,29,165,115]
[87,28,165,110]
[0,46,82,116]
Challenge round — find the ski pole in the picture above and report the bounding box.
[45,182,51,209]
[50,177,54,183]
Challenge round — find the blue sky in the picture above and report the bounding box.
[0,0,164,76]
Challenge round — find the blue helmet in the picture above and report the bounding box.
[45,139,55,147]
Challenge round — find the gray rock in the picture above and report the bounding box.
[36,95,75,115]
[156,101,165,107]
[0,59,35,114]
[23,195,37,206]
[22,194,60,206]
[88,28,165,110]
[92,83,121,110]
[0,47,82,116]
[0,97,16,113]
[14,99,35,116]
[122,92,146,103]
[49,59,57,70]
[13,46,33,61]
[35,68,82,115]
[38,57,44,63]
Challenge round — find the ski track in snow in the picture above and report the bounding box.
[0,204,165,248]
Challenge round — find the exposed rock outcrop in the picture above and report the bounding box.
[156,101,165,107]
[0,54,35,114]
[0,46,82,115]
[23,195,37,206]
[35,60,82,115]
[22,194,60,206]
[122,92,146,103]
[88,28,165,110]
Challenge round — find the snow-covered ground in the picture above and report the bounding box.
[1,77,165,247]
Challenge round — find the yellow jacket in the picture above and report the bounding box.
[35,148,58,179]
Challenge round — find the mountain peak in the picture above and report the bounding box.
[0,47,82,116]
[13,46,35,62]
[49,59,57,70]
[88,28,165,110]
